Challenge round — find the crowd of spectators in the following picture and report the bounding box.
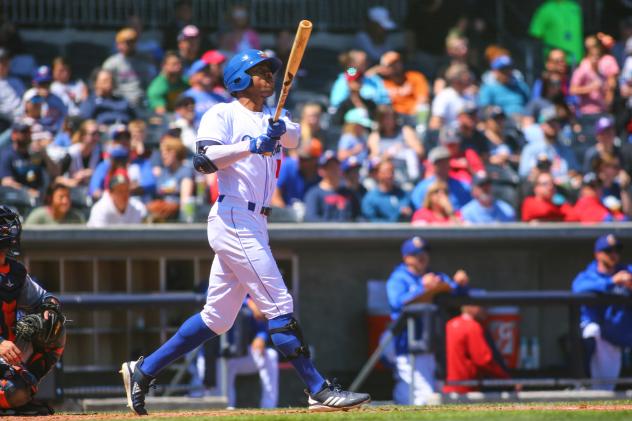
[2,1,632,226]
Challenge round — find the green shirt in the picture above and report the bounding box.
[24,206,85,225]
[147,74,189,112]
[529,0,583,65]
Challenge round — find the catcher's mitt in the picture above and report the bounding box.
[16,302,65,349]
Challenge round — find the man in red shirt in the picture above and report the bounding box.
[444,306,509,394]
[521,172,576,222]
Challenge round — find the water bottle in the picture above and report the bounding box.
[531,336,540,369]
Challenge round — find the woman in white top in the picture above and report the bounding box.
[50,57,88,117]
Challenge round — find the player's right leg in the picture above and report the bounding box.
[216,208,370,410]
[121,256,246,415]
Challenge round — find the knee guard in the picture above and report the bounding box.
[268,314,310,360]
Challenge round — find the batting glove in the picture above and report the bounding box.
[250,134,278,155]
[267,118,286,140]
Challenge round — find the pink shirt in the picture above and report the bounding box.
[570,59,607,115]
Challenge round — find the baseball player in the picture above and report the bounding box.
[386,236,469,405]
[0,206,66,416]
[572,234,632,390]
[121,49,370,415]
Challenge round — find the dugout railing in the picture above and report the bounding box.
[350,291,632,398]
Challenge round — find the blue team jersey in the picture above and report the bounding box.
[572,260,632,346]
[386,263,467,354]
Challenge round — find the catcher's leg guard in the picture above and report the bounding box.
[0,363,37,409]
[268,313,325,394]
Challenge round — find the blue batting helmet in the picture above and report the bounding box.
[223,49,282,94]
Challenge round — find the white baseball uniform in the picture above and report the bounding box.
[196,101,300,334]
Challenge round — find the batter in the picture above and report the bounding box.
[121,49,370,415]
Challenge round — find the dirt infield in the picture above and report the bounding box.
[7,404,632,421]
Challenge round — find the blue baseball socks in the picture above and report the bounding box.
[268,313,326,394]
[140,313,216,377]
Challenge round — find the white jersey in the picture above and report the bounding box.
[196,101,299,207]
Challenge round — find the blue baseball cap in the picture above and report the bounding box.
[595,116,614,134]
[491,55,512,70]
[109,124,130,140]
[185,59,208,79]
[401,236,429,257]
[594,234,623,253]
[341,156,362,172]
[318,150,339,167]
[108,145,129,160]
[33,65,53,84]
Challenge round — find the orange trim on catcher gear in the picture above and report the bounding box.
[1,301,16,341]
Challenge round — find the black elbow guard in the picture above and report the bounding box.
[193,153,218,174]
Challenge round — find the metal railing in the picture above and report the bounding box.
[350,291,632,394]
[2,0,408,31]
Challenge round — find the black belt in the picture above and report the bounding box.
[218,195,271,216]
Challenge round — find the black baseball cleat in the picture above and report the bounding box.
[306,379,371,411]
[120,357,155,416]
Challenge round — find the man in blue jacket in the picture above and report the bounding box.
[386,236,469,404]
[572,234,632,390]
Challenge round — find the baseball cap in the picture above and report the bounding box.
[175,95,195,108]
[108,145,129,160]
[297,138,323,159]
[11,120,31,133]
[401,236,429,257]
[108,171,130,190]
[380,51,401,67]
[109,124,131,140]
[594,234,622,253]
[595,116,615,134]
[368,6,396,30]
[428,146,451,164]
[178,25,200,41]
[472,172,491,186]
[27,95,44,104]
[458,102,478,116]
[482,105,505,120]
[344,108,373,128]
[318,150,339,167]
[439,127,462,145]
[582,172,600,188]
[202,50,226,65]
[491,55,513,70]
[344,66,363,82]
[33,65,52,84]
[536,153,552,170]
[185,59,208,79]
[116,28,138,43]
[342,156,362,172]
[538,106,559,124]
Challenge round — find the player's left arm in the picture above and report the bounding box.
[278,111,300,149]
[267,109,299,149]
[16,274,49,312]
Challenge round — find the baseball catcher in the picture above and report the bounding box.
[0,205,66,416]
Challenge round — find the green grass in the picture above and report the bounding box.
[100,402,632,421]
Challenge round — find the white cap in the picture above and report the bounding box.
[368,7,395,30]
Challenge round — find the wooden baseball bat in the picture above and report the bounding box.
[273,19,313,121]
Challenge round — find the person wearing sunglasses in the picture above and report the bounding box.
[572,234,632,391]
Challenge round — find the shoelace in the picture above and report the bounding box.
[327,378,343,393]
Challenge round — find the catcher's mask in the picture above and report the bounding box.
[0,205,21,257]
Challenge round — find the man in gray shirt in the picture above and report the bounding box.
[102,28,155,110]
